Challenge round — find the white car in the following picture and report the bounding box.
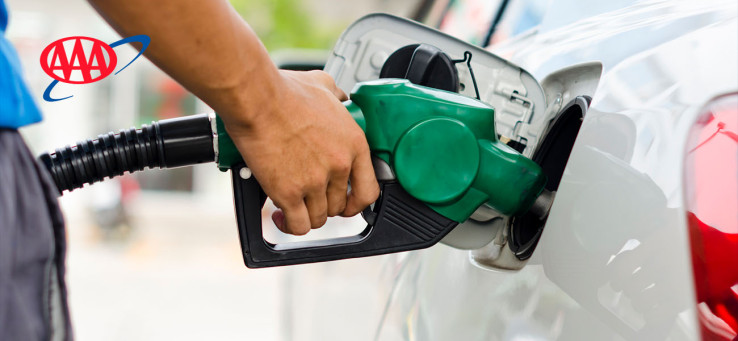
[280,0,738,340]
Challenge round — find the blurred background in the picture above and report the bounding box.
[4,0,548,339]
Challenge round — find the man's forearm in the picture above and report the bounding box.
[88,0,278,125]
[88,0,380,233]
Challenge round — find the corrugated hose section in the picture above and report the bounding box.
[39,114,215,193]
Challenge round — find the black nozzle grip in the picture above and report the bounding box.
[231,163,458,268]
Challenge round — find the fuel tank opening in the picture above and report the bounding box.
[508,96,589,260]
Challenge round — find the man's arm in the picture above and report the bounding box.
[87,0,379,235]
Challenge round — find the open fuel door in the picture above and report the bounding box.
[326,14,547,151]
[323,14,600,270]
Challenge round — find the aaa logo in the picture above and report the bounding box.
[40,35,150,102]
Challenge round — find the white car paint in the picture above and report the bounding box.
[284,1,738,340]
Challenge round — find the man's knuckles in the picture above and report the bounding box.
[309,212,328,229]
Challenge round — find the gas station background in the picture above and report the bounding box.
[6,0,418,340]
[4,0,551,339]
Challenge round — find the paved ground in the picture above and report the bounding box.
[62,191,289,341]
[60,187,382,341]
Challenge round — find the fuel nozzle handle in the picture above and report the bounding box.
[220,79,549,268]
[40,114,215,193]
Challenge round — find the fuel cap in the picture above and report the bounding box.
[379,44,459,93]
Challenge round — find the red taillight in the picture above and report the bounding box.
[684,93,738,340]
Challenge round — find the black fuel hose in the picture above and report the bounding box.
[39,114,216,193]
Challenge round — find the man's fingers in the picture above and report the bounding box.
[326,177,349,217]
[309,70,346,101]
[271,209,285,230]
[305,190,328,229]
[333,86,348,101]
[342,151,380,217]
[323,76,347,101]
[276,201,311,235]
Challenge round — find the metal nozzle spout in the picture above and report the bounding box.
[528,189,555,221]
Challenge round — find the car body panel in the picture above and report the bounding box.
[286,1,737,340]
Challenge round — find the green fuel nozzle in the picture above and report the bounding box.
[217,79,546,223]
[348,79,546,221]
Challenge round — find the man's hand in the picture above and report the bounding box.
[87,0,379,234]
[222,70,379,235]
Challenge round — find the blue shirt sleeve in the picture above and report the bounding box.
[0,0,43,129]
